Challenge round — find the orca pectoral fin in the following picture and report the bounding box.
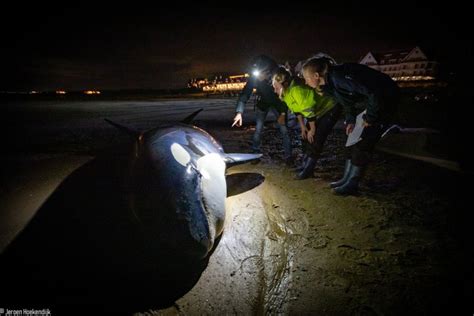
[181,108,203,124]
[224,153,262,167]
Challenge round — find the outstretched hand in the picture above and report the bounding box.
[232,113,243,127]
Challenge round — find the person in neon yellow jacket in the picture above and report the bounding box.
[272,66,342,179]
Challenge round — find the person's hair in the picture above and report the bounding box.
[301,54,336,76]
[310,53,337,65]
[272,66,292,88]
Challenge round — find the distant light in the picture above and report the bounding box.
[198,73,249,92]
[55,90,67,95]
[392,75,435,82]
[29,91,38,94]
[252,70,260,77]
[84,90,101,95]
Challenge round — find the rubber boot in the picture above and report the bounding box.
[293,154,308,172]
[294,157,317,180]
[333,165,365,195]
[330,160,352,188]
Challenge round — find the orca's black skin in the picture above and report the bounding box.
[0,110,262,313]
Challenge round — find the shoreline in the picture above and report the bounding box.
[0,97,470,314]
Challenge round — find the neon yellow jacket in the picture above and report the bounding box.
[282,80,335,120]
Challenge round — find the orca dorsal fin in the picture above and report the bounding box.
[181,108,203,124]
[104,118,141,139]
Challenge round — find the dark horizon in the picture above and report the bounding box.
[1,2,471,91]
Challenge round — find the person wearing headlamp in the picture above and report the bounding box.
[232,55,293,166]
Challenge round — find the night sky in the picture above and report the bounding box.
[1,2,471,91]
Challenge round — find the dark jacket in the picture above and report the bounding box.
[322,63,400,125]
[235,76,288,114]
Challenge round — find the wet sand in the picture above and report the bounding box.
[0,98,471,315]
[155,121,471,315]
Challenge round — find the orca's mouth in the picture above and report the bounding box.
[169,143,226,253]
[196,153,227,239]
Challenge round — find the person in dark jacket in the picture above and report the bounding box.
[232,55,293,165]
[302,56,400,195]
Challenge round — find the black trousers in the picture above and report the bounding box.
[302,103,342,159]
[347,123,386,167]
[346,93,399,167]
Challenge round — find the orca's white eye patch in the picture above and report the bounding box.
[171,143,191,167]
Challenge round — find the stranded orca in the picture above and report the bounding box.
[0,109,262,313]
[105,108,262,258]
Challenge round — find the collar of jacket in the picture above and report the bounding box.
[322,70,335,96]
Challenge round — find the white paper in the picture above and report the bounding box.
[345,110,366,147]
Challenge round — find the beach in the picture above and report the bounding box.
[0,96,470,315]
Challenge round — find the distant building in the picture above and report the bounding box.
[359,46,439,84]
[83,90,101,95]
[188,74,249,93]
[187,78,210,89]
